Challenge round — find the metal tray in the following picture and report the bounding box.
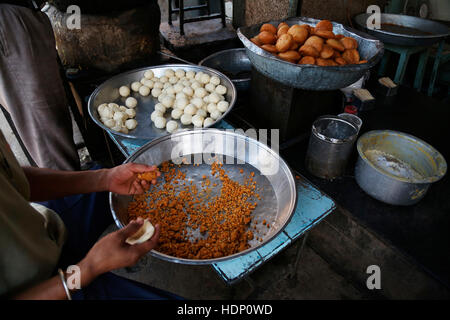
[88,64,237,140]
[237,17,384,91]
[354,13,450,47]
[110,129,298,265]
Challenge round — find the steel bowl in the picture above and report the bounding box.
[110,129,297,264]
[88,64,237,140]
[355,130,447,206]
[354,13,450,47]
[199,48,252,91]
[237,17,384,90]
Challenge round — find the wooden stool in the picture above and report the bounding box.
[168,0,226,36]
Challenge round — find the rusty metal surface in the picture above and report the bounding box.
[237,17,384,90]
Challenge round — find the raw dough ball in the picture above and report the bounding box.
[125,97,138,108]
[192,114,204,128]
[210,76,221,86]
[203,117,215,127]
[125,220,155,245]
[153,82,164,89]
[154,103,166,114]
[166,120,178,133]
[165,86,176,95]
[161,96,175,108]
[217,101,229,113]
[159,76,169,83]
[205,83,216,93]
[186,71,196,79]
[111,125,122,132]
[119,86,130,97]
[190,97,204,109]
[210,110,222,120]
[144,70,154,79]
[180,113,192,125]
[200,73,211,85]
[154,117,166,129]
[151,88,162,98]
[175,69,185,78]
[173,83,184,93]
[175,97,189,110]
[164,69,175,78]
[184,104,197,115]
[163,82,171,89]
[208,93,221,104]
[158,94,166,103]
[215,85,227,95]
[182,80,191,87]
[182,87,194,97]
[104,119,116,128]
[151,110,163,122]
[203,96,210,104]
[196,109,207,118]
[139,85,150,96]
[113,112,126,122]
[125,108,136,118]
[194,87,208,98]
[175,92,187,100]
[99,108,113,119]
[140,78,147,85]
[108,103,119,111]
[120,126,129,134]
[97,103,108,113]
[194,72,204,82]
[171,108,183,119]
[143,79,154,88]
[131,82,142,92]
[125,119,138,130]
[206,103,217,114]
[191,81,202,90]
[169,76,178,84]
[119,106,128,112]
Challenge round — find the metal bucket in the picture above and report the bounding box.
[306,116,359,179]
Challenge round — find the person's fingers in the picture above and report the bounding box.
[135,224,161,253]
[151,179,157,185]
[128,163,157,173]
[132,180,144,194]
[119,218,144,239]
[140,180,149,189]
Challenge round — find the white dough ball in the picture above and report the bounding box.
[111,125,122,132]
[200,73,211,84]
[154,117,166,129]
[215,85,227,95]
[151,110,163,122]
[143,79,154,88]
[182,80,191,87]
[164,69,175,78]
[158,93,166,103]
[125,108,136,118]
[205,83,216,92]
[165,86,176,95]
[154,82,164,89]
[140,78,147,85]
[125,119,138,130]
[191,81,202,90]
[125,97,138,108]
[108,103,119,111]
[113,111,126,122]
[173,83,184,93]
[208,92,221,104]
[206,103,217,114]
[184,104,197,116]
[192,114,204,128]
[163,82,171,89]
[104,119,116,128]
[119,86,130,97]
[97,103,108,113]
[210,76,221,86]
[186,71,195,79]
[175,92,187,100]
[161,96,175,108]
[196,109,207,118]
[99,108,113,119]
[180,114,192,125]
[166,120,178,133]
[175,97,189,110]
[144,70,154,79]
[182,87,194,97]
[191,97,204,109]
[194,72,204,82]
[210,110,222,120]
[175,69,185,78]
[217,101,229,113]
[151,88,162,98]
[119,105,128,112]
[139,85,150,96]
[120,126,129,134]
[154,103,166,114]
[203,117,215,127]
[194,87,208,98]
[171,108,183,119]
[131,82,142,92]
[159,76,169,83]
[169,76,178,84]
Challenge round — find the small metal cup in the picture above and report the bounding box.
[338,113,363,134]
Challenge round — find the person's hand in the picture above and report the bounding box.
[106,163,160,195]
[80,218,160,277]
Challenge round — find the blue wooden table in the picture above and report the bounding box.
[107,121,336,285]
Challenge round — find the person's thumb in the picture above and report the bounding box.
[119,218,145,239]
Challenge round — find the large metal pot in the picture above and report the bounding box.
[355,130,447,206]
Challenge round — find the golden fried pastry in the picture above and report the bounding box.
[278,22,289,29]
[279,50,301,62]
[335,34,345,40]
[299,44,320,58]
[320,44,334,59]
[332,50,342,58]
[342,49,360,64]
[340,37,358,50]
[299,56,316,65]
[276,33,294,53]
[326,38,345,52]
[259,31,277,45]
[261,44,278,53]
[260,23,277,34]
[316,20,333,31]
[288,25,309,44]
[316,58,337,66]
[358,60,368,64]
[290,41,300,50]
[335,57,347,65]
[304,36,324,52]
[250,36,262,46]
[277,25,289,37]
[315,30,335,39]
[300,24,311,34]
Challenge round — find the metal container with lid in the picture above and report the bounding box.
[306,115,359,179]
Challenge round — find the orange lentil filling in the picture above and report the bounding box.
[127,161,262,260]
[137,169,160,182]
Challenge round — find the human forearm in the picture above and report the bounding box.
[23,167,109,201]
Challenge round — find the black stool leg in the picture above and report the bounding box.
[179,0,185,36]
[168,0,173,25]
[219,0,226,28]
